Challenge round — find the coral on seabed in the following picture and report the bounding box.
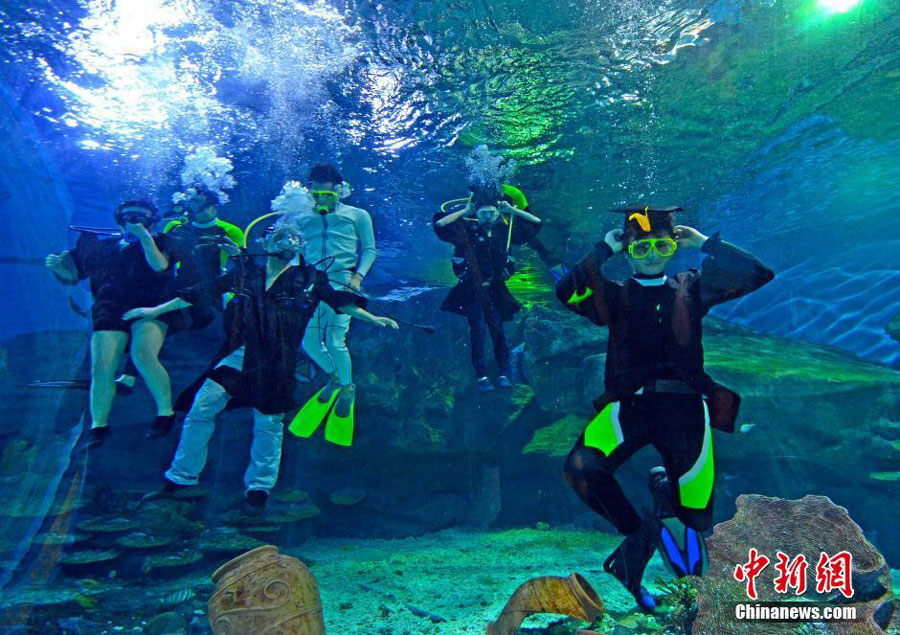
[694,494,895,634]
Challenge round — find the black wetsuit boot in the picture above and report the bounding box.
[603,514,659,613]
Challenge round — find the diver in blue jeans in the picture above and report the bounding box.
[144,225,396,514]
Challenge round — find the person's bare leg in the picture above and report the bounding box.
[90,330,128,428]
[130,319,173,416]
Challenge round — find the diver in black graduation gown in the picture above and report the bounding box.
[433,183,543,392]
[555,206,774,612]
[144,225,397,514]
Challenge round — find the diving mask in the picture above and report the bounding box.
[628,237,678,259]
[115,209,156,228]
[311,189,340,214]
[476,206,499,226]
[262,227,303,257]
[179,193,215,218]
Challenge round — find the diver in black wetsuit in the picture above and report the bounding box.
[145,225,397,514]
[433,183,543,392]
[45,200,175,449]
[555,205,775,612]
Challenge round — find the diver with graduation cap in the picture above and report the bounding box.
[555,205,774,612]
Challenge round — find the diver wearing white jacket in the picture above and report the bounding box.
[296,164,376,423]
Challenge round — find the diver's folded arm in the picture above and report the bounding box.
[555,242,615,325]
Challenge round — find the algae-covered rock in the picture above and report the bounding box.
[59,549,121,576]
[523,415,586,457]
[702,321,900,395]
[135,500,205,536]
[268,502,322,523]
[195,531,264,555]
[330,487,367,507]
[868,471,900,482]
[141,549,203,579]
[60,549,120,565]
[34,532,90,546]
[116,533,176,550]
[77,517,139,534]
[271,489,310,504]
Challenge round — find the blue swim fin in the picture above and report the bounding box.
[649,465,708,578]
[657,516,708,578]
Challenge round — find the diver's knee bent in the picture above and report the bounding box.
[563,445,610,484]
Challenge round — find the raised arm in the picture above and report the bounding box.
[45,251,79,285]
[694,230,775,312]
[130,224,170,272]
[434,204,472,228]
[555,231,623,326]
[499,200,541,225]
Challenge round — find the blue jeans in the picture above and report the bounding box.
[166,352,285,494]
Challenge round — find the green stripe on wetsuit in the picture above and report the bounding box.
[585,401,715,509]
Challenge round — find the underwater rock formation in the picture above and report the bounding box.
[208,545,324,634]
[694,494,895,634]
[486,573,605,635]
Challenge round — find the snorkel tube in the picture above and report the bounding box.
[243,212,282,249]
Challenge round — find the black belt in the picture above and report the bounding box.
[639,379,697,394]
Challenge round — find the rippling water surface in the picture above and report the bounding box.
[1,0,898,362]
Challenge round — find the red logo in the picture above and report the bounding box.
[734,548,770,600]
[773,552,809,595]
[735,550,854,600]
[815,551,854,599]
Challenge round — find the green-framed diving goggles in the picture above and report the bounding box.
[628,237,678,259]
[310,189,340,214]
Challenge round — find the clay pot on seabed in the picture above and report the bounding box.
[487,573,606,635]
[208,545,325,634]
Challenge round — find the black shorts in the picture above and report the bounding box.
[160,305,215,332]
[91,299,134,333]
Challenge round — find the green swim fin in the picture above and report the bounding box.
[288,386,340,438]
[325,390,355,447]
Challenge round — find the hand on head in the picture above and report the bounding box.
[674,225,708,249]
[604,229,625,253]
